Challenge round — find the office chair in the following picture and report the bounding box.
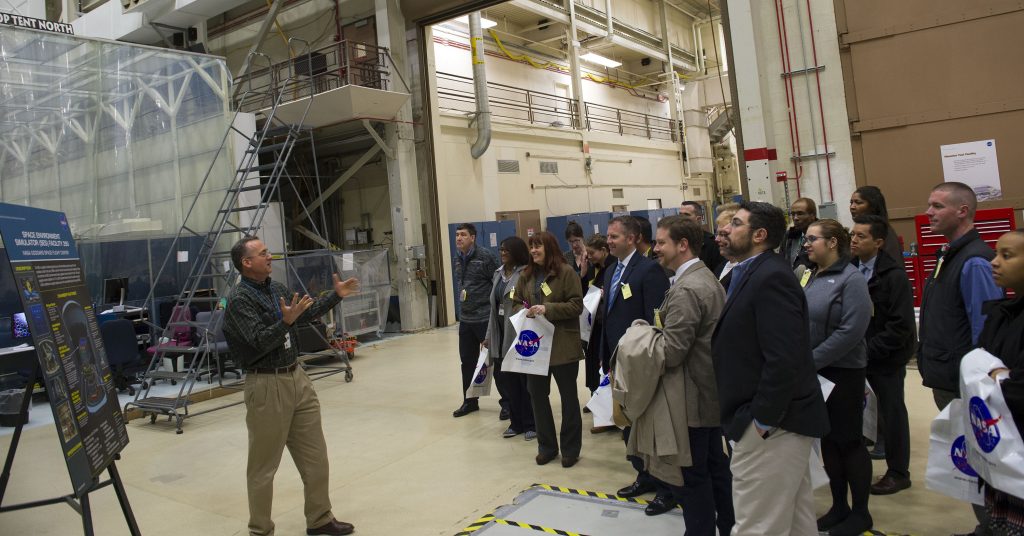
[196,310,241,381]
[100,319,144,396]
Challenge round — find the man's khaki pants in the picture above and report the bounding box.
[245,367,334,536]
[730,422,816,536]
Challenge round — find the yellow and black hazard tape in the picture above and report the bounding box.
[454,514,591,536]
[529,483,682,510]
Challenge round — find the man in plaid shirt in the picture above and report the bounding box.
[223,236,359,536]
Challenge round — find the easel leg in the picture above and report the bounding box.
[0,376,36,507]
[80,491,93,536]
[108,462,141,536]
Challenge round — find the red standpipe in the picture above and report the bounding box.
[774,0,803,198]
[804,0,834,202]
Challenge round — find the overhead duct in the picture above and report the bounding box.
[469,12,492,159]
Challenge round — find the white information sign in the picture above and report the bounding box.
[940,139,1002,201]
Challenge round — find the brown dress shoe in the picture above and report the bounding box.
[535,452,557,465]
[590,425,616,434]
[307,518,355,535]
[870,474,911,495]
[561,456,579,468]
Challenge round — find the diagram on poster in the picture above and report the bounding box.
[940,139,1002,201]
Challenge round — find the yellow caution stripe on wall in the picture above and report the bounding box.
[529,483,682,510]
[454,514,591,536]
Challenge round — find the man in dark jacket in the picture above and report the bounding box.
[601,216,675,515]
[919,182,1003,536]
[680,201,725,273]
[782,198,817,269]
[851,215,916,496]
[712,202,828,535]
[453,223,499,418]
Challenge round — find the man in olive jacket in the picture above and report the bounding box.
[851,215,917,496]
[652,216,734,536]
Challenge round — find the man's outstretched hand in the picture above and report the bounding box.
[333,274,360,298]
[280,293,313,325]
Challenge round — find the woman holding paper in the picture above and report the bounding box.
[976,228,1024,534]
[512,231,584,467]
[802,219,874,536]
[483,236,536,440]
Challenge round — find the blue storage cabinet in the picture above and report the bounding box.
[548,212,612,251]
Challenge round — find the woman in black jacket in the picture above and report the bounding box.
[976,229,1024,535]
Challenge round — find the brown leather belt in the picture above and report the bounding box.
[247,363,299,374]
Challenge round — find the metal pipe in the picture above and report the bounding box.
[605,0,614,37]
[469,12,492,159]
[792,0,823,192]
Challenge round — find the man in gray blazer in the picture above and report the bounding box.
[652,216,734,536]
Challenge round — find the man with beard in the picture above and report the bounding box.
[712,202,829,535]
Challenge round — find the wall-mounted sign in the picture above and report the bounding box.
[0,13,75,35]
[940,139,1002,201]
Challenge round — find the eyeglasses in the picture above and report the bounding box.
[803,235,823,244]
[246,249,272,260]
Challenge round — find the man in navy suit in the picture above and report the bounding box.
[712,202,829,536]
[601,216,673,515]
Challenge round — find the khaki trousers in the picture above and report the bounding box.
[245,367,334,536]
[730,422,816,536]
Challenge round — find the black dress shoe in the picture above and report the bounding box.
[452,402,479,418]
[644,494,676,516]
[870,474,911,495]
[616,480,655,498]
[536,452,557,465]
[307,518,355,535]
[499,408,510,420]
[561,456,579,468]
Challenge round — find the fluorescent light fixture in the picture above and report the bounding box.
[455,15,497,28]
[581,52,622,68]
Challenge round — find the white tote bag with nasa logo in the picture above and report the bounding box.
[586,371,615,427]
[579,286,602,343]
[960,349,1024,499]
[465,347,493,398]
[925,398,984,505]
[863,380,878,444]
[502,309,554,376]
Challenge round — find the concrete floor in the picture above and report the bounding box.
[1,326,977,535]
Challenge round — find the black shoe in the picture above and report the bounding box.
[583,406,592,414]
[816,506,850,532]
[499,407,510,421]
[828,511,872,536]
[561,456,579,468]
[616,480,655,498]
[307,518,355,535]
[870,474,911,495]
[452,402,479,418]
[536,452,557,465]
[644,494,676,516]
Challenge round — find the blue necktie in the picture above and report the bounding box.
[726,263,746,299]
[607,261,625,311]
[860,263,871,280]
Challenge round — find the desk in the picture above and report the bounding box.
[0,344,38,391]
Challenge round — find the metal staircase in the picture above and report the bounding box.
[125,39,351,433]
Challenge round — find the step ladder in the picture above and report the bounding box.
[125,39,352,433]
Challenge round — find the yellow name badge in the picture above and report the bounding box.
[621,283,633,300]
[509,288,515,300]
[541,282,552,296]
[933,257,944,279]
[799,270,812,288]
[460,289,467,302]
[654,308,663,329]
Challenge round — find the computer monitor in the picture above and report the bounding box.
[12,312,30,340]
[103,277,129,306]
